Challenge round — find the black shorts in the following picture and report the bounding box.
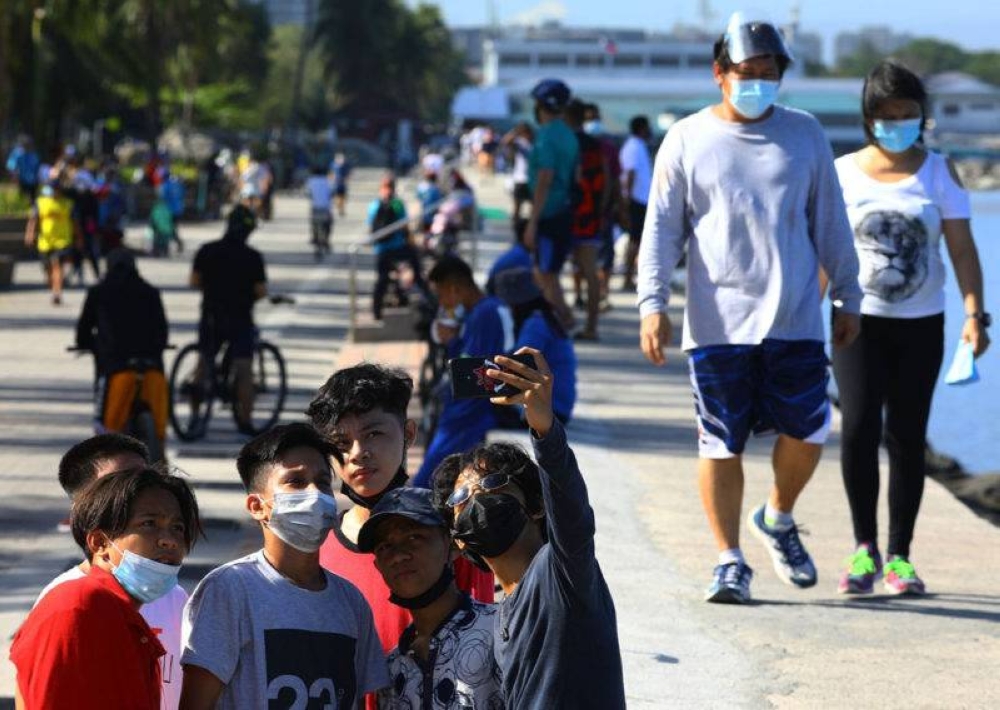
[513,182,531,202]
[628,199,648,244]
[199,318,256,360]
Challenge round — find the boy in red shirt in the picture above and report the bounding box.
[11,467,201,709]
[307,364,494,704]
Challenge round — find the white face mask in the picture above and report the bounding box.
[263,491,338,552]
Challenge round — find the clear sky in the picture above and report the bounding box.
[421,0,1000,64]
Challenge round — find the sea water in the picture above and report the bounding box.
[927,190,1000,474]
[822,191,999,473]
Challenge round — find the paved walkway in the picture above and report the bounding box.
[1,168,998,707]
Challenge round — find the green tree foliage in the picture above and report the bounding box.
[893,39,968,76]
[258,24,331,131]
[960,51,1000,87]
[834,37,1000,88]
[0,0,270,150]
[834,40,888,77]
[314,0,466,122]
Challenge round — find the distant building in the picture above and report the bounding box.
[452,27,489,68]
[451,21,864,151]
[926,72,1000,135]
[834,26,914,65]
[794,31,824,67]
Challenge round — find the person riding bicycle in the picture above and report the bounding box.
[74,248,170,455]
[190,203,267,435]
[305,162,334,257]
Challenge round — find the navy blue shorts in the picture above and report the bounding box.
[688,339,831,458]
[535,211,573,274]
[199,320,256,360]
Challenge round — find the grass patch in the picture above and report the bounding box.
[0,184,32,216]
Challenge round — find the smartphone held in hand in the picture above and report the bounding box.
[449,354,537,399]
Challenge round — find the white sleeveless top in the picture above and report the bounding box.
[835,150,971,318]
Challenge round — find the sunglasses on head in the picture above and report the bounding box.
[446,472,512,508]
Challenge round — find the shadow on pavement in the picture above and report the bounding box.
[749,595,1000,623]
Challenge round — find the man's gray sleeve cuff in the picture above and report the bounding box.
[638,298,668,319]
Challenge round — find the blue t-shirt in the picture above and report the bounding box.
[497,421,625,708]
[162,177,185,217]
[416,181,443,217]
[517,311,576,421]
[367,198,408,254]
[7,147,40,185]
[528,118,579,219]
[331,161,351,189]
[485,244,532,296]
[413,296,515,487]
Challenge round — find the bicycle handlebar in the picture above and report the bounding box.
[67,345,177,353]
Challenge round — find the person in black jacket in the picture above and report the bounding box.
[75,248,169,456]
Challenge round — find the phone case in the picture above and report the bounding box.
[449,354,536,399]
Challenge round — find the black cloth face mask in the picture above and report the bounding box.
[452,493,528,559]
[389,564,455,610]
[341,468,408,510]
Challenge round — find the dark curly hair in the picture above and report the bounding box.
[71,466,202,561]
[430,442,544,529]
[307,363,413,434]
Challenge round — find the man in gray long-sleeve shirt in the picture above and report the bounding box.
[637,13,862,604]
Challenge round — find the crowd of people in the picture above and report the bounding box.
[11,347,622,708]
[4,8,993,708]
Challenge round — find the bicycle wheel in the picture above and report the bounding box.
[168,343,214,441]
[131,407,165,464]
[238,340,287,434]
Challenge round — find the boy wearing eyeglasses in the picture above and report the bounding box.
[430,347,625,708]
[358,487,502,707]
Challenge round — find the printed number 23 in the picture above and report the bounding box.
[267,675,339,709]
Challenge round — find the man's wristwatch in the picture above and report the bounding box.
[968,312,992,328]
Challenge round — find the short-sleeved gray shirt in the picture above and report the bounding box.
[181,550,388,708]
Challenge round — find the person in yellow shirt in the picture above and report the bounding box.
[24,180,81,305]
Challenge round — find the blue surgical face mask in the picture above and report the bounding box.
[111,543,180,603]
[872,118,922,153]
[583,119,604,136]
[728,79,780,120]
[264,491,338,553]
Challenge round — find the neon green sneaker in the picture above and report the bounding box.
[837,542,882,594]
[883,556,926,596]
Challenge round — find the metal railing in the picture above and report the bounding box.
[345,203,482,340]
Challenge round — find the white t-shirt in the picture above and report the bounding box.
[619,135,652,204]
[422,152,445,176]
[511,136,531,184]
[37,565,188,710]
[835,150,971,318]
[181,550,387,709]
[305,175,333,211]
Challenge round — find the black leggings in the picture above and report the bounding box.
[831,313,943,558]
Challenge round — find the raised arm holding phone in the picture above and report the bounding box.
[429,347,626,708]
